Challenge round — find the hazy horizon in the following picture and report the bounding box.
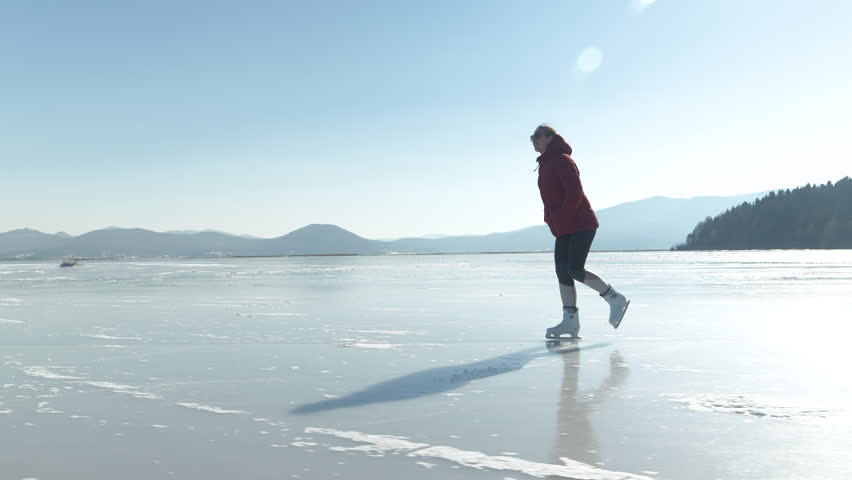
[5,189,774,239]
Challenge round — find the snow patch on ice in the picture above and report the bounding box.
[305,427,654,479]
[350,329,426,336]
[337,340,400,350]
[188,334,232,340]
[665,394,833,421]
[80,334,143,341]
[308,428,428,454]
[22,366,82,380]
[0,318,24,324]
[21,367,161,399]
[36,401,63,414]
[177,402,248,415]
[78,381,162,400]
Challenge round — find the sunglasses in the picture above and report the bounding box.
[530,132,544,141]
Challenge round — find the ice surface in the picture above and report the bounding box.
[1,251,852,479]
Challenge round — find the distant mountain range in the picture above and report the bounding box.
[592,192,766,250]
[0,192,765,260]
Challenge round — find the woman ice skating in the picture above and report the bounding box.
[532,124,630,339]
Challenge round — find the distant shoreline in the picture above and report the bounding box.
[10,248,849,263]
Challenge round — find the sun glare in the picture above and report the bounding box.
[577,47,603,73]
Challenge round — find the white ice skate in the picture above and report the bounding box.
[602,286,630,329]
[545,307,581,340]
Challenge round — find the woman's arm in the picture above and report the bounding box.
[550,158,584,220]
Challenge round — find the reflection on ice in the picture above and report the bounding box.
[550,343,629,467]
[289,340,653,477]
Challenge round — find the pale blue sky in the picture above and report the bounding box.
[2,0,850,239]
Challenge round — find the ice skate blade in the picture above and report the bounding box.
[611,300,630,329]
[545,334,582,341]
[546,339,581,351]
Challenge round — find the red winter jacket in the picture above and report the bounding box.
[536,134,599,237]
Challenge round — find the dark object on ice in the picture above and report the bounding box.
[59,257,78,267]
[291,342,610,414]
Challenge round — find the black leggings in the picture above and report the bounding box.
[554,229,596,286]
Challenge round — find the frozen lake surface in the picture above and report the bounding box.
[2,251,851,479]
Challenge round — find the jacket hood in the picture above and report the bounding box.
[537,134,573,164]
[546,133,572,156]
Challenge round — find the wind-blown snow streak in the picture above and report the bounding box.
[21,366,250,412]
[305,427,654,479]
[177,403,248,414]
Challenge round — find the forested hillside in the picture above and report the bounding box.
[675,177,852,250]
